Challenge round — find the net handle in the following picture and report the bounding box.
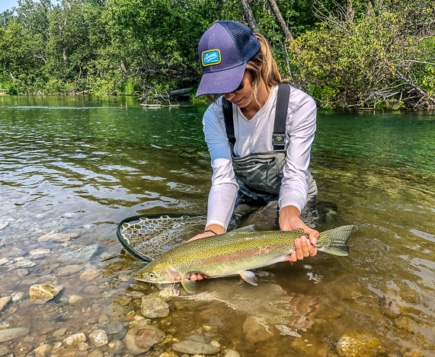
[116,213,206,263]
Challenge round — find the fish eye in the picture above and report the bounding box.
[147,272,157,280]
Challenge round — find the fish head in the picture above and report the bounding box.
[134,262,185,284]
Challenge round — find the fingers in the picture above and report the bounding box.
[189,273,204,281]
[289,236,318,263]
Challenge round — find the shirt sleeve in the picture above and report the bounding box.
[202,99,239,229]
[279,88,317,213]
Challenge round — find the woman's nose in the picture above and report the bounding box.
[224,92,235,101]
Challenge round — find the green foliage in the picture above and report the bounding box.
[289,2,435,109]
[0,0,433,108]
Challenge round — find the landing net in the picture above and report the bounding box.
[116,213,207,263]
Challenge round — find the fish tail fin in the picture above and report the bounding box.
[317,225,356,256]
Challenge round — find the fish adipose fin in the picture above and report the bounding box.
[181,280,198,294]
[318,225,356,256]
[240,271,257,286]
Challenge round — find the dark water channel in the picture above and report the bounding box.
[0,96,434,357]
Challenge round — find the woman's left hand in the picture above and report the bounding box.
[279,206,318,263]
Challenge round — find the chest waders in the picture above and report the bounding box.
[223,84,317,207]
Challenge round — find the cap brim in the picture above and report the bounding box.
[196,63,246,96]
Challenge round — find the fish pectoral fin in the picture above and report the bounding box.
[240,271,257,286]
[180,280,198,294]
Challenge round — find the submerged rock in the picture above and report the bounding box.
[172,339,220,355]
[336,331,387,357]
[37,231,79,242]
[124,325,166,355]
[0,296,11,312]
[243,316,274,343]
[0,327,30,342]
[141,295,170,318]
[29,284,63,304]
[63,332,87,345]
[32,343,52,357]
[89,329,109,347]
[58,244,99,264]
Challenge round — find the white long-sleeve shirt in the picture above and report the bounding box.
[202,85,317,229]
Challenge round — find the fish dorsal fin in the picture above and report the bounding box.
[231,225,257,233]
[240,271,257,286]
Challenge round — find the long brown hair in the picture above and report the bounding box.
[246,33,282,103]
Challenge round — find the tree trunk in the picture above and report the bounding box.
[240,0,259,33]
[267,0,294,43]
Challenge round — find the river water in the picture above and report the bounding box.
[0,96,434,356]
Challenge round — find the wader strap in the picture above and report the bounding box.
[222,98,235,146]
[273,84,290,150]
[222,84,291,150]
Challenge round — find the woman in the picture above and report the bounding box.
[191,20,318,280]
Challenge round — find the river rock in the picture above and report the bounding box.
[0,345,10,356]
[29,284,63,304]
[242,316,274,343]
[58,244,99,263]
[58,264,84,277]
[172,340,220,355]
[336,332,387,357]
[37,231,79,242]
[89,329,109,347]
[32,343,52,357]
[124,325,166,355]
[68,295,84,305]
[29,248,51,259]
[141,295,170,318]
[80,268,101,281]
[224,349,241,357]
[0,327,30,342]
[63,332,87,345]
[0,296,11,312]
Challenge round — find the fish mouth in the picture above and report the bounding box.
[133,275,148,282]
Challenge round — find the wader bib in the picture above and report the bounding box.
[223,84,317,207]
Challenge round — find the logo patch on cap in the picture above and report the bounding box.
[202,49,221,67]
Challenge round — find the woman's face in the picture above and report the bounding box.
[223,71,255,109]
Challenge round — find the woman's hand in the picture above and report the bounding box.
[279,205,318,263]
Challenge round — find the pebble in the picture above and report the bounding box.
[0,327,30,342]
[29,248,51,259]
[68,295,84,305]
[0,296,11,312]
[57,244,99,264]
[89,329,109,347]
[336,332,386,357]
[58,264,84,276]
[124,325,166,355]
[172,340,220,355]
[63,332,87,345]
[0,258,9,266]
[141,295,170,318]
[80,268,101,281]
[37,231,79,242]
[242,316,273,343]
[29,284,63,304]
[224,349,241,357]
[0,345,10,356]
[32,343,52,357]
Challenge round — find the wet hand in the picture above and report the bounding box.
[279,206,319,263]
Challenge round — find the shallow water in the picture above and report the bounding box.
[0,96,434,356]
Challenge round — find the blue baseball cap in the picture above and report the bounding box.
[196,20,261,96]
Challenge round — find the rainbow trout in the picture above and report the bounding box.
[134,225,355,293]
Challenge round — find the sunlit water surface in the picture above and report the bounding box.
[0,96,434,356]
